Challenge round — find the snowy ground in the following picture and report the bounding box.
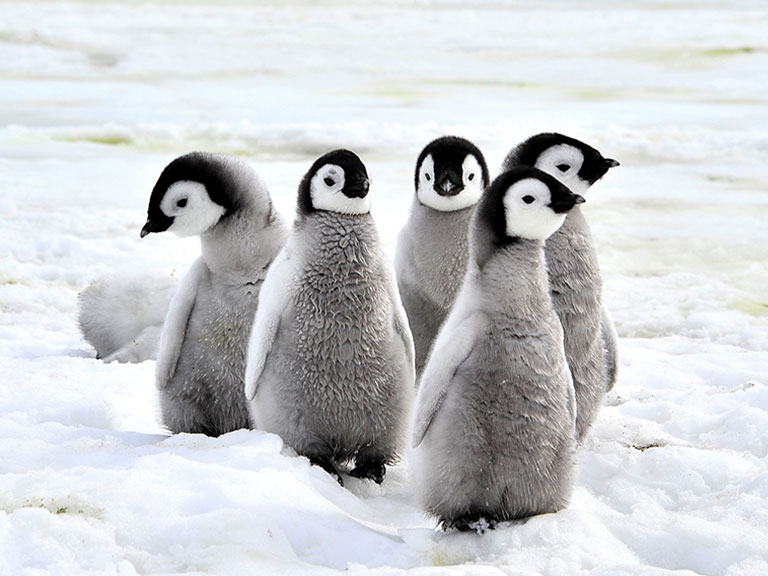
[2,1,768,574]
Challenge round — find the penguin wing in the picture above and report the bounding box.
[393,224,411,286]
[244,245,296,400]
[384,254,416,386]
[155,258,207,390]
[411,312,480,447]
[600,303,619,391]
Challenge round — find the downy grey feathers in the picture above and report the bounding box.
[395,136,489,380]
[411,166,583,529]
[245,149,414,485]
[143,152,288,436]
[503,133,620,441]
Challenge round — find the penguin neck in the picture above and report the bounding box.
[411,197,476,228]
[409,198,476,297]
[301,208,375,226]
[546,205,588,253]
[200,201,287,284]
[472,236,553,320]
[544,205,600,289]
[556,205,587,235]
[300,209,378,250]
[295,211,380,280]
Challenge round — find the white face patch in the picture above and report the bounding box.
[461,154,485,205]
[417,153,483,212]
[535,143,590,196]
[160,181,226,237]
[502,178,566,241]
[309,163,370,214]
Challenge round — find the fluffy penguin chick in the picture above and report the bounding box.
[394,136,490,380]
[245,149,415,485]
[411,166,583,529]
[502,133,620,442]
[78,270,177,363]
[142,152,288,436]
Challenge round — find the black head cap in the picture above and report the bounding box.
[141,152,241,237]
[475,166,584,248]
[415,136,490,196]
[297,149,370,215]
[502,132,619,185]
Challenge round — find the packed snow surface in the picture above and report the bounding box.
[1,1,767,574]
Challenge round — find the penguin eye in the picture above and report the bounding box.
[176,198,188,208]
[323,177,335,187]
[522,195,535,204]
[556,164,570,172]
[468,173,475,181]
[425,173,431,182]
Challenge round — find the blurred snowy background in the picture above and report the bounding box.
[1,1,767,574]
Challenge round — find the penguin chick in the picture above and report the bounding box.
[78,270,177,363]
[142,152,289,436]
[394,136,490,380]
[245,149,415,485]
[411,166,583,529]
[502,133,620,442]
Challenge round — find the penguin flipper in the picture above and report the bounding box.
[411,313,479,448]
[600,303,619,391]
[244,246,296,400]
[393,305,416,389]
[384,257,416,387]
[155,259,206,390]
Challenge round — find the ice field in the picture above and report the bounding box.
[1,1,767,574]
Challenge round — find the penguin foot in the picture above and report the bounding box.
[349,456,386,484]
[309,456,344,486]
[442,515,496,533]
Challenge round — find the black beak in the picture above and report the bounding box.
[140,219,170,238]
[551,194,586,214]
[344,177,370,199]
[588,158,621,184]
[435,171,464,197]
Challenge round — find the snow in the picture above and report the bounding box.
[1,1,768,574]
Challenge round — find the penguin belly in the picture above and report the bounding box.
[159,279,258,435]
[414,330,576,526]
[253,219,410,465]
